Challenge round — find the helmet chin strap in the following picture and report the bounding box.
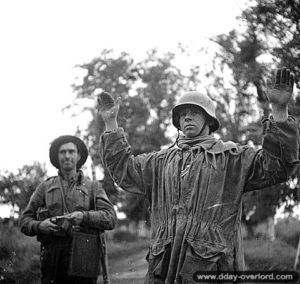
[168,115,211,149]
[196,114,210,136]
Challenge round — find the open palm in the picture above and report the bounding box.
[98,92,121,122]
[266,67,294,107]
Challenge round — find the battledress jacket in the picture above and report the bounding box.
[20,172,117,238]
[100,117,299,284]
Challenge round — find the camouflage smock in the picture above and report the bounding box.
[100,117,299,284]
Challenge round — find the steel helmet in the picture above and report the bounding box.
[172,91,220,132]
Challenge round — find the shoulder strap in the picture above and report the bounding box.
[91,180,98,211]
[58,176,70,214]
[90,180,110,282]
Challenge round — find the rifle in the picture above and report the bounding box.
[92,163,110,284]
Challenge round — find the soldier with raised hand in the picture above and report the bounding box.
[99,67,299,283]
[20,135,117,284]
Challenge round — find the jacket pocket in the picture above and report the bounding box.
[147,239,171,284]
[45,186,63,213]
[179,240,227,284]
[73,185,90,211]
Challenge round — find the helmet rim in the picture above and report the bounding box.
[172,91,220,132]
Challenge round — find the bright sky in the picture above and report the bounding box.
[0,0,247,177]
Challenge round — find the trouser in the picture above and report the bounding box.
[40,237,97,284]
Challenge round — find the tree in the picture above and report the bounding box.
[245,0,300,82]
[210,0,300,237]
[0,162,47,218]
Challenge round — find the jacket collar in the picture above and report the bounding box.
[47,171,88,195]
[177,134,238,154]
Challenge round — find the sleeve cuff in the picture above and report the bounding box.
[82,211,90,224]
[32,221,42,234]
[103,127,124,135]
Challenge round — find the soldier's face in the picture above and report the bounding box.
[58,142,81,172]
[179,105,208,138]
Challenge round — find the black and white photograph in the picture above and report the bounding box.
[0,0,299,283]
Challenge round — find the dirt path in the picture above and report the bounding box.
[97,246,148,284]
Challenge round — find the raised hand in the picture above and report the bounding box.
[266,67,295,121]
[98,91,115,111]
[97,91,120,130]
[266,67,294,107]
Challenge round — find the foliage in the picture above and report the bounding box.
[242,0,300,84]
[117,192,151,225]
[0,222,149,284]
[209,30,268,142]
[111,230,139,243]
[242,186,281,226]
[242,181,299,227]
[275,216,300,248]
[0,223,40,283]
[211,0,300,227]
[106,236,149,259]
[66,1,300,227]
[0,162,47,217]
[106,237,149,284]
[244,238,296,270]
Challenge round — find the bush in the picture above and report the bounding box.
[244,238,296,270]
[0,223,40,283]
[275,217,300,248]
[106,230,149,260]
[111,229,139,242]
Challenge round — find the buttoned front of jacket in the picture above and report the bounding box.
[20,174,117,237]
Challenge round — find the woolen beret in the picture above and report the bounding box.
[49,135,88,169]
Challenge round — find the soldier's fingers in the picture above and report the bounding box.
[286,69,290,85]
[275,69,281,85]
[53,225,60,231]
[281,67,287,84]
[290,73,295,88]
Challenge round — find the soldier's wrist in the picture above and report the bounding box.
[105,119,118,131]
[271,104,288,122]
[81,211,89,224]
[35,221,42,234]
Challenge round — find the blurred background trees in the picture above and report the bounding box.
[0,0,298,239]
[66,48,201,226]
[210,0,300,239]
[65,0,300,238]
[0,163,47,221]
[0,0,300,281]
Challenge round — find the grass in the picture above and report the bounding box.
[244,238,296,271]
[0,223,149,283]
[108,279,145,284]
[1,223,298,283]
[106,236,149,275]
[0,224,40,283]
[107,237,149,259]
[275,217,300,248]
